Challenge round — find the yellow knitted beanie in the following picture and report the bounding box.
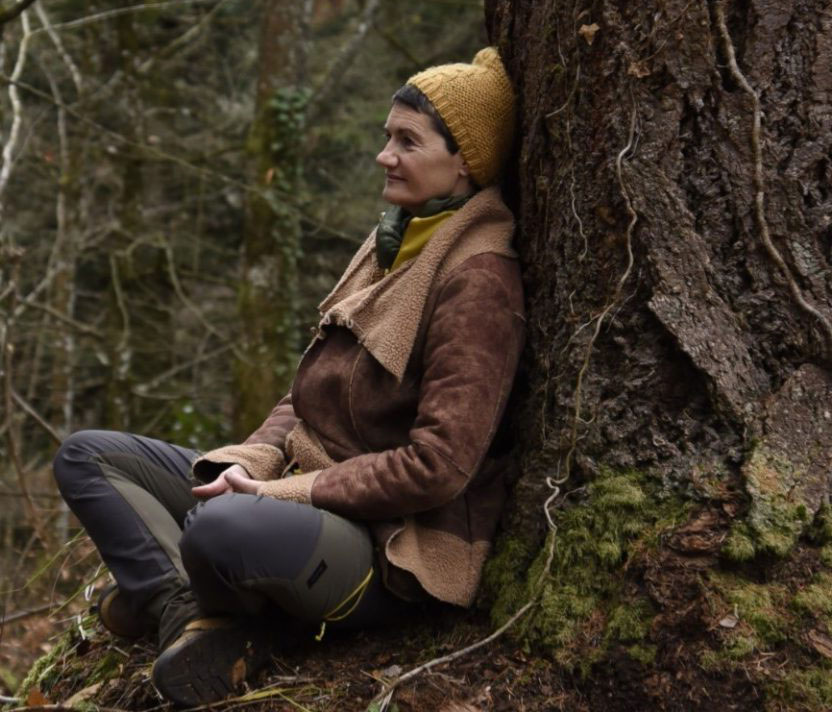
[406,47,516,187]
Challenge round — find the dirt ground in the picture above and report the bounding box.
[3,601,574,712]
[3,525,831,711]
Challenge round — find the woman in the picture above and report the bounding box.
[53,46,524,706]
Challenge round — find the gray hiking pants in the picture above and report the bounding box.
[53,430,404,634]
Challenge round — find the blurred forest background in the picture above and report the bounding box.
[0,0,485,691]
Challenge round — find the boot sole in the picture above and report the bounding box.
[152,623,272,706]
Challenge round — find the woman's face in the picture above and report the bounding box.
[376,102,472,212]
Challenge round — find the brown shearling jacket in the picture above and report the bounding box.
[194,187,525,607]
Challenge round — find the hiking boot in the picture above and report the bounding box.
[95,584,155,639]
[151,618,273,706]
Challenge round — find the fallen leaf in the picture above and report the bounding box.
[578,23,600,45]
[65,683,102,707]
[26,688,48,707]
[808,629,832,658]
[628,60,651,78]
[439,703,483,712]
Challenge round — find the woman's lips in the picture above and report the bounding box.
[385,174,404,182]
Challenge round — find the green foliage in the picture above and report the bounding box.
[158,400,227,450]
[16,627,75,699]
[487,469,689,669]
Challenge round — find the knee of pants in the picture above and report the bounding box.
[179,497,255,577]
[180,495,325,585]
[52,429,105,497]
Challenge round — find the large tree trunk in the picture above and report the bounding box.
[232,0,305,439]
[484,1,832,708]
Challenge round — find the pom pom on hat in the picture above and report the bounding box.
[406,47,515,187]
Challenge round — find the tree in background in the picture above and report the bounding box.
[0,0,486,690]
[484,0,832,707]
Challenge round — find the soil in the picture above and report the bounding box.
[4,532,831,712]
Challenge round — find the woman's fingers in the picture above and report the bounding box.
[191,476,230,498]
[191,464,255,498]
[225,470,260,494]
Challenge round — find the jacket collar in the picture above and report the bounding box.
[317,186,516,382]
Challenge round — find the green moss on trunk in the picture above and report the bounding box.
[484,469,689,670]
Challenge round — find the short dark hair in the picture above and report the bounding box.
[392,84,459,155]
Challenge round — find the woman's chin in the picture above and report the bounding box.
[382,190,417,211]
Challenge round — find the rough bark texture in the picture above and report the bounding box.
[233,0,304,439]
[484,0,832,708]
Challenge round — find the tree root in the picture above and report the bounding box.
[714,0,832,358]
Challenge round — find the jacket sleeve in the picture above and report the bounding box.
[308,262,525,519]
[191,392,298,483]
[243,392,298,449]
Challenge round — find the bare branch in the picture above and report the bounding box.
[373,478,563,711]
[161,242,246,362]
[3,340,47,545]
[308,0,382,116]
[0,8,32,223]
[11,387,63,445]
[28,0,218,36]
[34,3,83,95]
[132,342,233,395]
[136,0,232,75]
[22,300,103,339]
[0,0,36,27]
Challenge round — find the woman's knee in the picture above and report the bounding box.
[179,497,249,574]
[52,429,107,494]
[180,495,324,579]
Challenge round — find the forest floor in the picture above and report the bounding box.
[3,598,573,712]
[4,503,832,711]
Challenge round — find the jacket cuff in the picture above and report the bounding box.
[259,471,320,504]
[192,443,285,483]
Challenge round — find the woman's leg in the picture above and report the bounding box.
[52,430,198,621]
[153,494,407,706]
[179,493,406,626]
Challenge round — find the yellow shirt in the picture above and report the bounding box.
[390,210,457,271]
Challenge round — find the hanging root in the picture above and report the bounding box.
[559,96,640,483]
[714,0,832,356]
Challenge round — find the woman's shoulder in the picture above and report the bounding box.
[438,251,524,314]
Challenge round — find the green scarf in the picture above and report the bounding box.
[375,194,472,270]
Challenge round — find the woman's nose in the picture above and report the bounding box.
[376,142,397,168]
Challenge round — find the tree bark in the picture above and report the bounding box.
[232,0,305,439]
[484,0,832,708]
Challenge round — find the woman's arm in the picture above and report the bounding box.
[243,392,298,448]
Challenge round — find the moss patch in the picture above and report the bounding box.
[764,662,832,711]
[725,446,813,560]
[791,571,832,625]
[485,469,688,669]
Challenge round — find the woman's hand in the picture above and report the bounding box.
[192,464,258,498]
[224,468,260,495]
